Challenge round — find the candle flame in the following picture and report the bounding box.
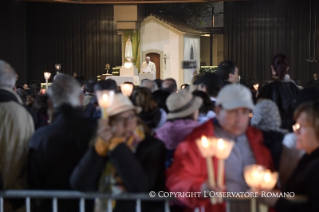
[251,170,259,178]
[201,136,209,148]
[217,139,225,150]
[102,94,109,102]
[264,172,271,182]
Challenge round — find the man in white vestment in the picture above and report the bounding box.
[141,56,156,73]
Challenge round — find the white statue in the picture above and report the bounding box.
[125,37,133,62]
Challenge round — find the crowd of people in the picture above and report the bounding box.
[0,53,318,212]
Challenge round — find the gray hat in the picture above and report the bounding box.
[216,84,254,110]
[166,89,202,119]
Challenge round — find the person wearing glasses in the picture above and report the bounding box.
[70,93,165,212]
[259,101,319,212]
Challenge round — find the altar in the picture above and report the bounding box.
[104,75,140,85]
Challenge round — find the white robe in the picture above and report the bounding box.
[141,61,156,73]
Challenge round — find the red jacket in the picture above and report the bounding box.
[166,120,275,212]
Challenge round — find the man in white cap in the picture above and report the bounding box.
[166,84,275,211]
[141,56,156,73]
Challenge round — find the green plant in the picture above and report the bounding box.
[199,66,218,74]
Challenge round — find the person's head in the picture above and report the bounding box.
[194,72,223,98]
[140,79,158,92]
[314,74,317,80]
[32,94,49,116]
[108,93,143,138]
[29,80,41,96]
[130,87,158,113]
[162,78,177,94]
[152,90,170,113]
[84,78,96,94]
[0,60,16,89]
[48,74,82,108]
[217,60,239,83]
[294,102,319,154]
[271,54,289,80]
[94,79,118,93]
[16,88,27,105]
[166,89,202,121]
[215,84,254,136]
[154,79,163,90]
[16,74,19,81]
[73,72,78,78]
[192,90,214,115]
[251,99,282,132]
[145,56,150,63]
[191,74,201,84]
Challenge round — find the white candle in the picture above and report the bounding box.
[195,136,217,205]
[121,84,133,97]
[260,169,278,190]
[244,165,266,189]
[96,90,115,119]
[44,72,51,80]
[212,138,234,159]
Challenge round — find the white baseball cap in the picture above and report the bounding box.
[216,84,254,110]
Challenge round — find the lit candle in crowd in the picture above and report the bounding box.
[211,138,234,203]
[121,83,134,97]
[259,169,278,190]
[96,90,115,119]
[44,72,51,91]
[196,136,217,204]
[244,165,266,190]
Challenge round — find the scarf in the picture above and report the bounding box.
[94,125,145,212]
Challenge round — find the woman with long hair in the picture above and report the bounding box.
[258,54,300,131]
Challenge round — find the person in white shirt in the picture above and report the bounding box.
[141,56,156,73]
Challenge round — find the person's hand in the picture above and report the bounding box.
[97,119,114,143]
[200,181,225,195]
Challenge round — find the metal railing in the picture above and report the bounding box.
[0,190,172,212]
[0,190,307,212]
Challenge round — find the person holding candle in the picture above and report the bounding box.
[259,101,319,212]
[166,84,275,212]
[70,93,166,212]
[85,79,118,120]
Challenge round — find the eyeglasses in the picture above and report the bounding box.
[113,114,137,125]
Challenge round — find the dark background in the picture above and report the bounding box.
[0,0,318,85]
[0,1,121,84]
[224,0,319,85]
